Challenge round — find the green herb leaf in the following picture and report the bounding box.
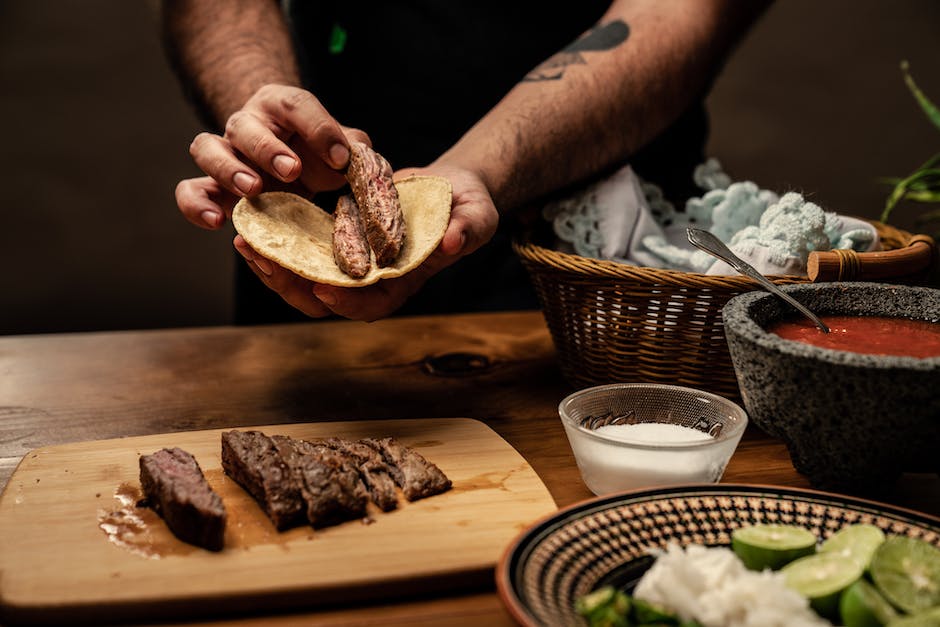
[909,192,940,204]
[882,168,940,222]
[901,61,940,132]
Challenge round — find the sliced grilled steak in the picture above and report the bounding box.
[362,437,452,501]
[139,447,226,551]
[271,435,368,528]
[220,430,305,530]
[324,438,399,512]
[331,194,371,278]
[346,142,405,267]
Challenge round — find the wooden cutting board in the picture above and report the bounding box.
[0,418,556,624]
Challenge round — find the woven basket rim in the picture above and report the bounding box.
[513,219,914,287]
[513,234,806,288]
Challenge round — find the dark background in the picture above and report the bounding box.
[2,1,938,335]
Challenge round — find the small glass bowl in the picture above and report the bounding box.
[559,383,748,495]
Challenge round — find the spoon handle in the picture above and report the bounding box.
[687,228,830,333]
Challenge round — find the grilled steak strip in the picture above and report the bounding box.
[331,194,371,278]
[362,437,452,501]
[346,142,405,267]
[139,447,226,551]
[324,438,399,512]
[271,435,368,528]
[220,430,305,530]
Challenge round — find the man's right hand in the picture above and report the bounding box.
[177,84,369,229]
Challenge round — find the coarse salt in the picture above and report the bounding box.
[594,422,713,443]
[572,421,735,494]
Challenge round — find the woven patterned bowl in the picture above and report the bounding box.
[496,484,940,627]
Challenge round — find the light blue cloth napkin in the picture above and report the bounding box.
[543,159,880,277]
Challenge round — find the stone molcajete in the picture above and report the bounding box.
[723,282,940,493]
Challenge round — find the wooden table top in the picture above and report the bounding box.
[1,310,937,626]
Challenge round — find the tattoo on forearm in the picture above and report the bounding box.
[523,20,630,82]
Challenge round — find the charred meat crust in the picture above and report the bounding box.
[220,430,305,530]
[331,194,371,278]
[221,430,452,530]
[139,447,226,551]
[362,437,452,501]
[346,142,405,267]
[271,435,368,528]
[323,438,399,512]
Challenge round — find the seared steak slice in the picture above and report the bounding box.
[324,438,399,512]
[220,430,304,530]
[139,447,226,551]
[331,194,371,278]
[271,435,368,528]
[346,141,405,267]
[362,437,452,501]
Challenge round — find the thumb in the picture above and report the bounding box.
[440,221,469,257]
[438,204,497,258]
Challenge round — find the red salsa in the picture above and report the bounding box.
[769,315,940,358]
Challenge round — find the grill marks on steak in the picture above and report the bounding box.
[222,430,451,530]
[363,437,453,501]
[139,447,226,551]
[331,194,371,278]
[270,435,368,528]
[346,142,405,267]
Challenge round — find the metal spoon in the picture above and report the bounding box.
[687,227,830,333]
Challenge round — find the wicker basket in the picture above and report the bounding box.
[514,221,936,401]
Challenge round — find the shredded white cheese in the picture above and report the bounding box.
[633,544,831,627]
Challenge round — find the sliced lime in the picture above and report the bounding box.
[886,605,940,626]
[732,523,818,571]
[822,524,886,570]
[783,551,865,618]
[871,536,940,614]
[840,578,899,627]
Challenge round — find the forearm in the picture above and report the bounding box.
[161,0,301,127]
[437,0,770,212]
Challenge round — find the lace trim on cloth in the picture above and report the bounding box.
[542,158,880,277]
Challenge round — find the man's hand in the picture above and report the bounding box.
[230,164,499,322]
[175,83,499,322]
[176,84,369,229]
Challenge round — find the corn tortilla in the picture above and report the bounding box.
[232,175,452,287]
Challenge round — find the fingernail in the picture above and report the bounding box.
[254,256,274,276]
[233,172,256,195]
[273,154,296,179]
[201,210,221,228]
[329,144,349,169]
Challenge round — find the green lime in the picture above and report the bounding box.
[732,523,818,571]
[822,524,886,569]
[871,536,940,614]
[886,605,940,626]
[840,579,899,627]
[783,551,865,618]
